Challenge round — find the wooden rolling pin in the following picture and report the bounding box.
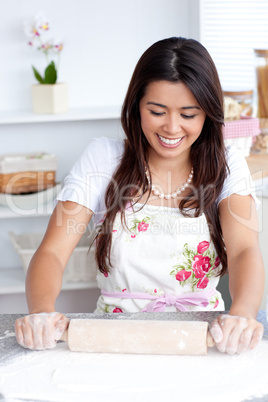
[61,319,215,356]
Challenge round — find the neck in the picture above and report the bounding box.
[147,149,192,178]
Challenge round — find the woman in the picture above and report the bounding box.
[15,37,264,355]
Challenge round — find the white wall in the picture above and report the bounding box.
[1,0,200,111]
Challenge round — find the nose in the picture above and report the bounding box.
[163,113,182,135]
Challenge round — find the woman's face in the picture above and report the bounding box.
[139,80,206,163]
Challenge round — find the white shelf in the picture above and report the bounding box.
[0,200,54,219]
[0,105,121,125]
[0,268,98,295]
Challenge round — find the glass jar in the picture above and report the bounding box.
[223,90,253,116]
[254,49,268,118]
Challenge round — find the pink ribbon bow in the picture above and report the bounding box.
[141,290,215,312]
[101,289,215,312]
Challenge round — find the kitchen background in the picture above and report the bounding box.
[0,0,267,313]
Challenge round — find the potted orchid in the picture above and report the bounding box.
[23,12,68,114]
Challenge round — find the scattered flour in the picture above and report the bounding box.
[0,341,268,402]
[0,331,16,341]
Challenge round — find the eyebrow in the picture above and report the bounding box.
[146,102,201,110]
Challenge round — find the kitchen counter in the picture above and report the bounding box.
[0,311,225,366]
[0,312,268,402]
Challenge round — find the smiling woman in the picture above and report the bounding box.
[15,37,264,356]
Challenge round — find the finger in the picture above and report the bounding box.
[209,319,224,343]
[22,319,34,350]
[37,313,61,349]
[225,318,248,355]
[237,328,253,354]
[214,315,239,353]
[43,317,57,349]
[249,325,264,350]
[15,319,24,346]
[54,316,69,341]
[29,315,47,350]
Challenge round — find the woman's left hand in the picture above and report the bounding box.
[209,314,264,355]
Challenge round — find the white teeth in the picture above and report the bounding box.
[158,134,182,145]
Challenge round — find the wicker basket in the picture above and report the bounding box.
[0,171,56,194]
[0,152,58,194]
[9,232,98,283]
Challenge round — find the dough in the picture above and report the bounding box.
[0,341,268,402]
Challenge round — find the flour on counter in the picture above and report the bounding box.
[0,331,15,341]
[0,341,268,402]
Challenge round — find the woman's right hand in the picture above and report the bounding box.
[15,312,69,350]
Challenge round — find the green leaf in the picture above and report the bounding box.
[183,243,189,253]
[132,219,141,225]
[44,61,57,84]
[182,243,195,259]
[32,66,44,84]
[172,264,185,271]
[186,257,193,266]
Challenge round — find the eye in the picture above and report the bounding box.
[181,114,196,119]
[149,110,165,116]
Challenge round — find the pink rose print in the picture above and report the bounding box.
[122,289,127,292]
[176,269,191,282]
[214,299,219,309]
[113,308,123,313]
[154,289,157,293]
[103,272,108,277]
[138,222,149,232]
[131,234,136,238]
[193,265,205,279]
[213,256,220,269]
[112,229,117,233]
[170,242,218,293]
[193,255,211,273]
[197,276,209,289]
[197,241,210,254]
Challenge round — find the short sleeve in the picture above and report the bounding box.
[56,137,125,223]
[217,145,260,208]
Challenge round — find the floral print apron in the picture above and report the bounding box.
[94,202,225,314]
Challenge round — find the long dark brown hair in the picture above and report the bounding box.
[96,37,229,277]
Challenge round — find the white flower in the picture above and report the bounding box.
[23,12,50,39]
[53,42,64,53]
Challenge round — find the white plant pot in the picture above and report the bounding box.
[31,83,69,114]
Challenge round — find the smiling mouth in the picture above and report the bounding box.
[157,134,183,145]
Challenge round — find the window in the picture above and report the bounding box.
[199,0,268,96]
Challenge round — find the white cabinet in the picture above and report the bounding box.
[0,106,122,313]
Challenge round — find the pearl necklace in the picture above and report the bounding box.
[145,167,194,200]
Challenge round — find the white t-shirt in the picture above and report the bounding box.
[56,136,259,224]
